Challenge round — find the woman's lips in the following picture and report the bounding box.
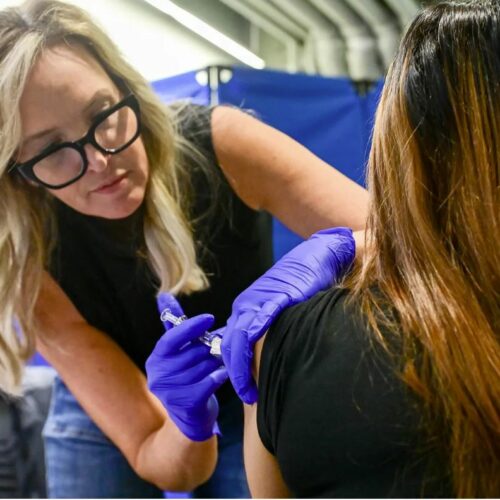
[92,173,127,194]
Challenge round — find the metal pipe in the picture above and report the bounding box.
[344,0,401,70]
[245,0,308,40]
[271,0,348,76]
[310,0,382,80]
[220,0,300,71]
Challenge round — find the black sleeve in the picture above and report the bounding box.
[255,288,449,497]
[256,288,376,455]
[256,292,303,455]
[256,289,357,455]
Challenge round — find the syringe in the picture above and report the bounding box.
[160,308,222,358]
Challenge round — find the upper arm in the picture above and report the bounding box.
[243,402,290,498]
[211,106,368,238]
[242,335,290,498]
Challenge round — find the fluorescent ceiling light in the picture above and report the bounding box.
[141,0,265,69]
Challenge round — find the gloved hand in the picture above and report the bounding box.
[146,293,228,441]
[221,227,356,404]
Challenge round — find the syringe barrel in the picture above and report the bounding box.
[160,308,222,358]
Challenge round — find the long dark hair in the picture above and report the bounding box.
[351,1,499,496]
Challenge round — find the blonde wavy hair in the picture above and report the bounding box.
[0,0,210,395]
[350,0,499,496]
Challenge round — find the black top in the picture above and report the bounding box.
[49,104,273,403]
[258,288,452,498]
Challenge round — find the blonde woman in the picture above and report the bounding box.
[0,0,368,497]
[234,0,499,497]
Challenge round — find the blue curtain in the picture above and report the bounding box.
[152,69,210,105]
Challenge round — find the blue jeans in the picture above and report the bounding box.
[43,376,249,498]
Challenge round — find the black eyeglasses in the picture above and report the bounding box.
[9,93,141,189]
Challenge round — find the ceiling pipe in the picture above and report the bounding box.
[270,0,348,77]
[344,0,401,71]
[219,0,301,71]
[245,0,310,73]
[383,0,421,29]
[245,0,308,40]
[310,0,382,81]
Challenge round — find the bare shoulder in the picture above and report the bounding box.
[211,106,261,146]
[210,105,280,211]
[210,105,263,152]
[211,104,254,126]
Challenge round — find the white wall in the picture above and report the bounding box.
[0,0,237,82]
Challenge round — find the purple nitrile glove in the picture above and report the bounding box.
[146,293,227,441]
[221,227,356,404]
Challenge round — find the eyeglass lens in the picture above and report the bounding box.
[32,103,139,187]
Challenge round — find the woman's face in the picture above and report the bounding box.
[18,44,149,219]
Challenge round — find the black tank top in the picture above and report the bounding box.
[49,105,273,402]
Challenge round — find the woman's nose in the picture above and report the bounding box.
[84,143,110,172]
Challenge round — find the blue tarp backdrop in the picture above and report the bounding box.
[153,66,383,259]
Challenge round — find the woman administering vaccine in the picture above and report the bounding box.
[0,0,367,497]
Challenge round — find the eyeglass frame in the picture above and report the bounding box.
[8,93,141,190]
